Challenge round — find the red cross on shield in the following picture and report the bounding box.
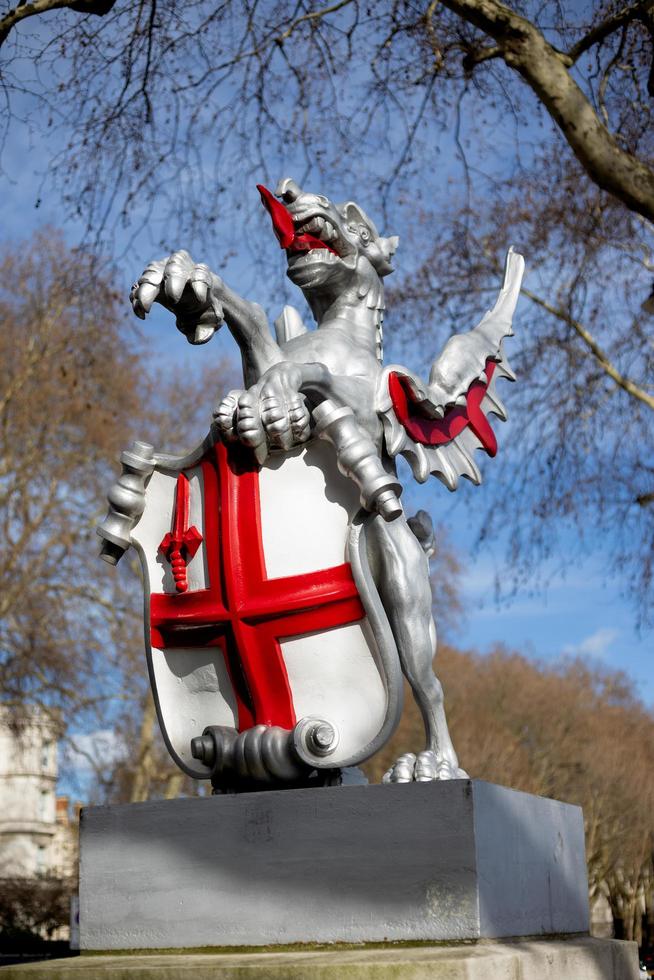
[151,440,366,730]
[132,436,400,779]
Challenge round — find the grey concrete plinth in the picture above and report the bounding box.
[79,781,589,951]
[0,939,640,979]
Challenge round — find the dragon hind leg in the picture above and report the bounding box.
[367,512,467,783]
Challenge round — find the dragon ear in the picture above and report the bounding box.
[340,201,380,239]
[339,201,398,275]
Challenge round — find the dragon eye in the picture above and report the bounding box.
[347,223,357,234]
[317,195,329,207]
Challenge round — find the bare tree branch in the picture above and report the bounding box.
[520,284,654,412]
[440,0,654,223]
[462,43,502,71]
[566,0,654,65]
[0,0,116,49]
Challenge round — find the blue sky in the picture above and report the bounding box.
[1,38,651,807]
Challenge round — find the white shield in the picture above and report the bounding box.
[129,435,402,779]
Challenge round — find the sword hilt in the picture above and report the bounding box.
[169,546,188,593]
[159,474,203,595]
[159,526,202,594]
[312,400,402,521]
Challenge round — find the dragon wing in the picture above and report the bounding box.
[376,248,524,490]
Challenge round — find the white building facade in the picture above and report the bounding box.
[0,707,76,880]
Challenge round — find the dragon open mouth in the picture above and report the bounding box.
[257,184,340,257]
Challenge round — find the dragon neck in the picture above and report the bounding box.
[306,259,385,362]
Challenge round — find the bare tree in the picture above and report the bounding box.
[0,230,235,801]
[1,2,651,240]
[439,0,654,222]
[388,153,654,618]
[0,229,144,728]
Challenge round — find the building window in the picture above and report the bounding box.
[36,844,46,872]
[38,790,49,821]
[41,741,51,769]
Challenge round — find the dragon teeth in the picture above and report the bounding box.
[291,249,336,265]
[299,216,325,234]
[320,220,337,242]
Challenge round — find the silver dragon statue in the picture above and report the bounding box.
[100,178,523,792]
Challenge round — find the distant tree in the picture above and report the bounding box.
[0,874,72,943]
[0,230,234,801]
[364,645,654,945]
[0,230,143,727]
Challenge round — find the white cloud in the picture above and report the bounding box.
[562,627,619,660]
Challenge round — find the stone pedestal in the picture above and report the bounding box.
[78,780,590,950]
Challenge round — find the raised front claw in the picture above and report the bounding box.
[382,750,468,784]
[130,250,224,345]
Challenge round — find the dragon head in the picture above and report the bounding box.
[257,179,399,295]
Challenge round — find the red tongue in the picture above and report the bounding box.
[256,182,338,255]
[257,184,294,249]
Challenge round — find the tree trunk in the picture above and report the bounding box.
[440,0,654,222]
[128,694,157,804]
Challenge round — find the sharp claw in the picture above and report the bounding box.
[415,750,438,781]
[140,272,162,287]
[383,752,417,784]
[262,418,291,452]
[165,273,186,303]
[140,260,166,286]
[136,281,160,313]
[191,279,208,304]
[254,442,268,465]
[191,323,215,344]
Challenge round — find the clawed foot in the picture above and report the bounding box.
[382,751,468,784]
[213,362,311,462]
